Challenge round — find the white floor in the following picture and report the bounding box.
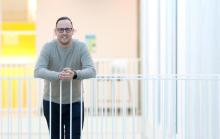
[0,114,151,139]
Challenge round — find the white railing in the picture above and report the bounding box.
[0,75,220,139]
[94,58,140,75]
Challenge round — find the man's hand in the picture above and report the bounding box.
[58,68,75,80]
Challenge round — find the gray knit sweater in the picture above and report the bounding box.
[34,39,96,104]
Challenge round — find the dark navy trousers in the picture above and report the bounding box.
[43,100,84,139]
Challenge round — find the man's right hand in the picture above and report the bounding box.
[58,68,75,80]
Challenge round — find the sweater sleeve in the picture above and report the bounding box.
[34,44,60,81]
[75,43,96,79]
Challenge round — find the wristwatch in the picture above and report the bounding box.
[73,70,77,79]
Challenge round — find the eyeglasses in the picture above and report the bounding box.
[56,28,73,33]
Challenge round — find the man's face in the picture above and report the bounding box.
[55,19,73,45]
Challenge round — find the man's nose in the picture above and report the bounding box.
[62,31,67,34]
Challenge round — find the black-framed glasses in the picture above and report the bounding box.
[56,28,73,33]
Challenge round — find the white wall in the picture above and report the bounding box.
[36,0,138,59]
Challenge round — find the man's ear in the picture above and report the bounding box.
[52,29,57,39]
[54,28,56,34]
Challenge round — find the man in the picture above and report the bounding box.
[34,16,96,139]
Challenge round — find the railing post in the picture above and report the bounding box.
[59,80,62,139]
[49,82,52,139]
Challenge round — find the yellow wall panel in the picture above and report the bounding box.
[1,35,36,56]
[0,22,36,57]
[2,22,35,30]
